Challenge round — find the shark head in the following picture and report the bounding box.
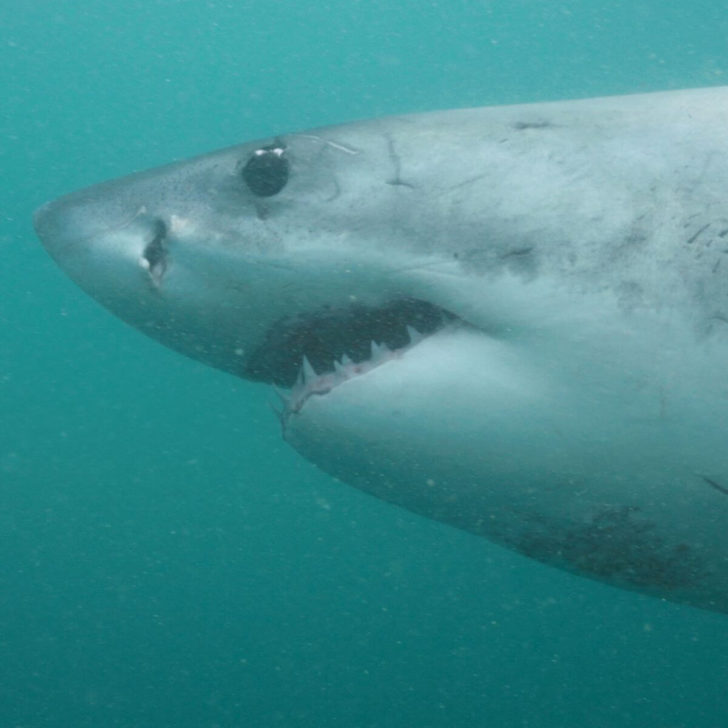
[34,88,728,613]
[34,128,486,385]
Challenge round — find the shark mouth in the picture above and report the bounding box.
[242,298,456,406]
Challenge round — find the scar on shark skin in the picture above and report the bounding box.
[703,475,728,496]
[385,137,415,188]
[512,120,554,130]
[515,506,705,591]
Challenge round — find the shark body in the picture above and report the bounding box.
[35,87,728,613]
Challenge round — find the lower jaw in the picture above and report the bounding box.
[281,326,565,555]
[280,322,728,614]
[280,322,660,536]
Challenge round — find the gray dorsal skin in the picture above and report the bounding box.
[35,87,728,614]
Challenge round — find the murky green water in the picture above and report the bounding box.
[3,1,728,725]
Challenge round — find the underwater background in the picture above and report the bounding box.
[3,1,728,725]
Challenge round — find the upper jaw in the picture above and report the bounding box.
[241,295,457,388]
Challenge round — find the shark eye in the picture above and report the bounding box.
[241,145,289,197]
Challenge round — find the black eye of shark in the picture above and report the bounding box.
[241,144,289,197]
[242,298,457,388]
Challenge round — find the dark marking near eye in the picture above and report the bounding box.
[242,144,289,197]
[702,475,728,496]
[254,202,270,221]
[512,120,553,130]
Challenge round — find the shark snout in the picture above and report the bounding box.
[33,192,120,262]
[35,187,155,260]
[33,184,168,307]
[33,198,74,259]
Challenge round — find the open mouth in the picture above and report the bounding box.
[242,297,458,407]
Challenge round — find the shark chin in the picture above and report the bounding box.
[34,87,728,614]
[281,326,547,514]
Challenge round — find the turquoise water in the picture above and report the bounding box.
[3,1,728,726]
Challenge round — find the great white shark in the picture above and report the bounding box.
[34,87,728,614]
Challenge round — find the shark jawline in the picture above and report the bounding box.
[241,296,458,388]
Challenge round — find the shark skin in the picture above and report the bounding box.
[34,87,728,613]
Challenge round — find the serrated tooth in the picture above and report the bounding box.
[341,353,353,366]
[333,359,345,374]
[370,340,382,359]
[301,355,317,382]
[406,325,422,344]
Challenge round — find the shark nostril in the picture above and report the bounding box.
[139,219,168,286]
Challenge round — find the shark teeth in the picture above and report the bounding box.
[406,325,423,344]
[280,322,433,420]
[301,355,317,382]
[370,340,391,360]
